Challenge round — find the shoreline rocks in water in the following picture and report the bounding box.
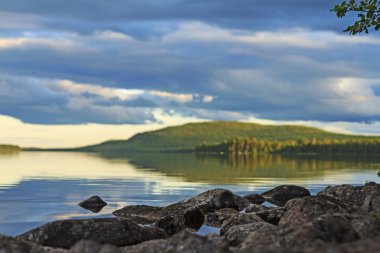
[1,182,379,253]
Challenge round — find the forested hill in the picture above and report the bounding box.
[77,121,378,153]
[0,145,21,154]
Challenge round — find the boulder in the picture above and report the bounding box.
[223,222,276,246]
[17,218,167,249]
[205,208,239,228]
[239,214,361,250]
[69,240,120,253]
[220,213,264,235]
[261,185,310,206]
[155,215,185,236]
[243,194,266,205]
[279,196,354,226]
[245,204,268,213]
[78,196,107,213]
[0,234,67,253]
[255,207,286,225]
[120,231,229,253]
[237,236,380,253]
[114,189,234,229]
[233,195,252,211]
[317,182,380,213]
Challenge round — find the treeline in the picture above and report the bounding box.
[195,138,380,155]
[0,145,21,154]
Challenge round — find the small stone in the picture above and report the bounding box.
[78,196,107,213]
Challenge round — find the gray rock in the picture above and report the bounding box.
[220,213,264,235]
[0,234,67,253]
[17,218,167,249]
[255,207,286,225]
[279,196,354,226]
[121,231,229,253]
[317,182,380,213]
[155,215,185,236]
[78,196,107,213]
[205,208,239,228]
[237,236,380,253]
[261,185,310,207]
[233,195,252,211]
[239,214,361,250]
[114,189,234,229]
[223,222,276,246]
[245,204,268,213]
[69,240,120,253]
[244,194,266,205]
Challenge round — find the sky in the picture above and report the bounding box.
[1,0,380,148]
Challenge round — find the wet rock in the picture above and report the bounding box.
[0,234,67,253]
[317,182,380,213]
[17,218,167,249]
[245,204,268,213]
[155,215,185,236]
[220,213,264,235]
[114,189,233,229]
[78,196,107,213]
[69,240,120,253]
[255,207,286,225]
[233,195,251,211]
[205,208,239,228]
[244,194,266,205]
[279,196,354,226]
[223,222,276,246]
[121,231,228,253]
[261,185,310,207]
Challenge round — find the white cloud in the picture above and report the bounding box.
[162,22,380,49]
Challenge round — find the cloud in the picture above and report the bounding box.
[163,22,380,49]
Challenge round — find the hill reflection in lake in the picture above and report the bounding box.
[0,152,379,236]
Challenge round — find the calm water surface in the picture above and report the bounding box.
[0,151,379,236]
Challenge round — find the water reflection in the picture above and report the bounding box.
[0,151,379,236]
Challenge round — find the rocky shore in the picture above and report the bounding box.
[1,183,379,253]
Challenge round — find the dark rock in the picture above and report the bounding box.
[245,204,268,213]
[112,205,161,224]
[237,236,380,253]
[255,207,286,225]
[120,231,228,253]
[114,189,233,229]
[244,194,266,205]
[220,213,263,235]
[239,214,361,250]
[17,218,167,249]
[0,234,67,253]
[233,195,251,211]
[182,206,205,230]
[223,222,276,246]
[78,196,107,213]
[261,185,310,206]
[205,208,239,228]
[69,240,120,253]
[279,196,354,226]
[155,215,185,236]
[317,182,380,213]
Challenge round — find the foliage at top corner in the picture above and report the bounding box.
[332,0,380,34]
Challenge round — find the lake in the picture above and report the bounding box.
[0,151,379,236]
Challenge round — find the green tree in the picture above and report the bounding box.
[332,0,380,34]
